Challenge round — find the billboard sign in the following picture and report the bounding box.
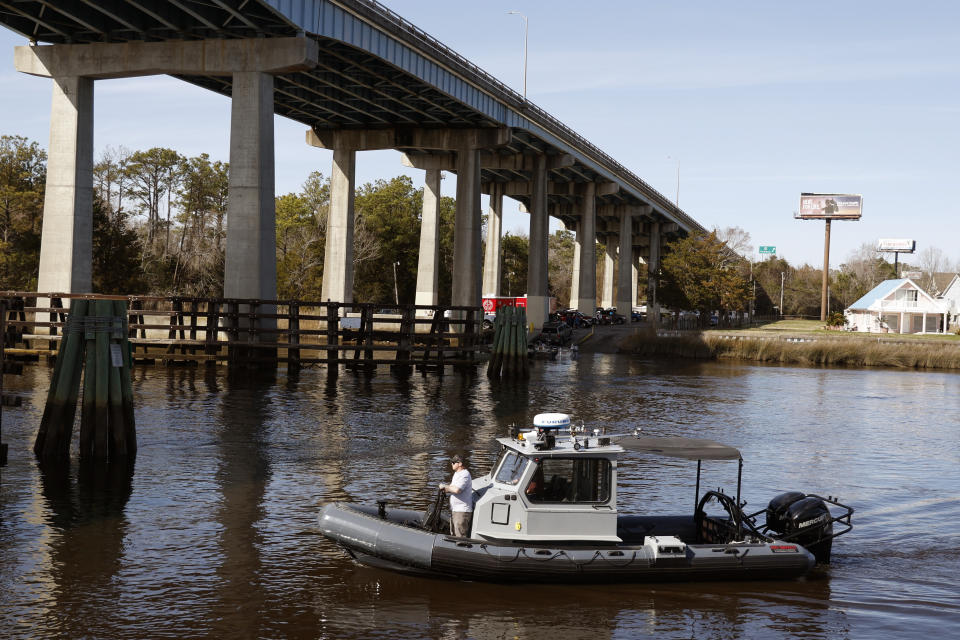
[796,193,863,220]
[877,238,915,253]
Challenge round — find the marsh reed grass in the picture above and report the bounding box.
[621,332,960,370]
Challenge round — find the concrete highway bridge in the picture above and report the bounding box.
[1,0,705,329]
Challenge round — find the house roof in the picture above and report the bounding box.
[930,272,960,296]
[847,279,906,310]
[847,278,948,312]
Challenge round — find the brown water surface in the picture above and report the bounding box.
[1,354,958,639]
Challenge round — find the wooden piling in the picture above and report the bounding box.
[35,299,88,460]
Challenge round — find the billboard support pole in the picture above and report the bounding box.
[821,219,831,322]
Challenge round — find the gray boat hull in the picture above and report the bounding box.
[319,502,816,583]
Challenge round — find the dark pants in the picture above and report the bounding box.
[451,511,473,538]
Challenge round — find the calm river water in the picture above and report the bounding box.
[1,354,959,639]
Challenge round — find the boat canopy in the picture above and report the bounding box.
[619,436,742,461]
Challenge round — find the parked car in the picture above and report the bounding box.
[555,308,593,328]
[536,321,572,346]
[596,307,626,325]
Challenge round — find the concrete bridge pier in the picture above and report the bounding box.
[569,220,581,310]
[415,168,442,307]
[575,182,598,315]
[481,182,503,297]
[36,74,94,296]
[602,236,616,309]
[17,37,318,314]
[451,145,482,311]
[525,154,550,328]
[322,147,357,305]
[224,71,278,309]
[616,208,635,317]
[647,221,662,327]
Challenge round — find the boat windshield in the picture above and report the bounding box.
[494,451,529,485]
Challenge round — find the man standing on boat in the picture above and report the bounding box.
[440,455,473,537]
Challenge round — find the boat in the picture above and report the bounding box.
[318,413,853,583]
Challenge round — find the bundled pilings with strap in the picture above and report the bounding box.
[486,305,529,379]
[34,299,136,462]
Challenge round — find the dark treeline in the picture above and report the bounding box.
[3,134,950,311]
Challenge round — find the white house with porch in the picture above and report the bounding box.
[933,273,960,331]
[844,278,949,334]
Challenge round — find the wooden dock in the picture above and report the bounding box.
[1,292,488,374]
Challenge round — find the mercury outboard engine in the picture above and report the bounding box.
[765,492,835,563]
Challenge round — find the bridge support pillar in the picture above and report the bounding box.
[481,183,503,297]
[602,238,616,309]
[224,71,278,308]
[632,254,642,313]
[452,147,482,310]
[322,148,357,304]
[415,168,442,307]
[648,221,662,327]
[36,75,94,296]
[570,221,581,309]
[17,37,318,306]
[526,154,550,329]
[576,182,598,315]
[616,210,634,318]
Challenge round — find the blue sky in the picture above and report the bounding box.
[1,0,957,267]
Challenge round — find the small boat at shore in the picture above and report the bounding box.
[319,413,853,583]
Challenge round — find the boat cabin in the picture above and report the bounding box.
[471,413,623,542]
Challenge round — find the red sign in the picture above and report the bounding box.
[482,296,527,311]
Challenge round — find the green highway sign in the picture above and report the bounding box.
[759,245,776,254]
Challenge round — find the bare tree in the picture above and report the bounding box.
[714,226,753,260]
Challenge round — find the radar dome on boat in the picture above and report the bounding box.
[533,413,571,429]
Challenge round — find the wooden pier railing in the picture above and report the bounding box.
[0,292,488,374]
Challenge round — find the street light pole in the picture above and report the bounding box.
[780,271,785,317]
[393,261,400,305]
[507,11,528,99]
[666,155,679,207]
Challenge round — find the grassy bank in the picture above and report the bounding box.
[622,332,960,370]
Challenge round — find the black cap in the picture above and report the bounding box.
[450,455,463,464]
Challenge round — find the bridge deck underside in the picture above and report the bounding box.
[0,0,695,235]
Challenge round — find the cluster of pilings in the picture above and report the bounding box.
[34,300,136,462]
[486,305,530,379]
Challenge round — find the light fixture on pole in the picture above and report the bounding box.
[507,11,528,100]
[666,155,679,208]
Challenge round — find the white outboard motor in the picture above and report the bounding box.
[766,492,835,563]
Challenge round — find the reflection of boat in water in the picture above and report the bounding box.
[528,343,558,360]
[319,413,853,583]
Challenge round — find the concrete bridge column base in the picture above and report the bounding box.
[576,183,598,315]
[481,183,503,297]
[322,148,357,305]
[602,239,616,309]
[616,210,634,316]
[36,75,94,297]
[224,71,278,308]
[526,154,549,330]
[451,147,481,311]
[415,169,441,308]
